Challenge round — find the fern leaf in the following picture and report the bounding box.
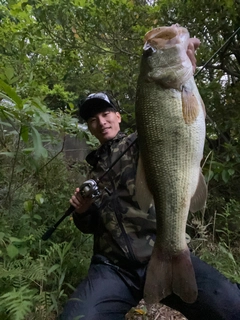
[1,285,37,320]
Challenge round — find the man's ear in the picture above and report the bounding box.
[116,112,121,123]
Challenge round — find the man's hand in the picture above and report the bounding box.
[70,188,93,214]
[187,37,201,73]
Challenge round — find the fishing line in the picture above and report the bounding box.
[194,26,240,78]
[194,26,240,146]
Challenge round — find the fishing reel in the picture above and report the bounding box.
[79,179,101,199]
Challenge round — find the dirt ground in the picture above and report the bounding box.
[125,300,187,320]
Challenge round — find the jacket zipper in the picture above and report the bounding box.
[106,145,137,262]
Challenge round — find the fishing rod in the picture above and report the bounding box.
[194,26,240,78]
[41,136,137,240]
[194,26,240,145]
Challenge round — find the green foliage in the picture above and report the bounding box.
[188,198,240,284]
[0,83,92,319]
[1,0,240,317]
[200,243,240,284]
[1,285,37,320]
[214,199,240,247]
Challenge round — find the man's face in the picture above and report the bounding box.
[87,110,121,144]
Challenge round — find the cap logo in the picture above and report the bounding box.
[88,93,111,104]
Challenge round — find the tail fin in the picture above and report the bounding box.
[144,246,198,304]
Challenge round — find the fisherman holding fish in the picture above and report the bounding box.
[60,26,240,320]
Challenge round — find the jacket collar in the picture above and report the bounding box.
[86,131,126,167]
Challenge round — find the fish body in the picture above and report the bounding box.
[135,25,207,304]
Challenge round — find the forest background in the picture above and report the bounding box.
[0,0,240,319]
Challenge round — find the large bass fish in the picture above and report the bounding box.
[135,25,207,304]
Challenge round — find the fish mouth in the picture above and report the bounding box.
[143,24,189,51]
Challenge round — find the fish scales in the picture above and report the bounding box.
[137,82,204,249]
[135,25,207,304]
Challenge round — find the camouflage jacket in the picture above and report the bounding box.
[73,131,156,267]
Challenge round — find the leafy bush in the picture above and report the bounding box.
[187,199,240,284]
[0,81,93,319]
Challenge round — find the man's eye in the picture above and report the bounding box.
[89,118,96,123]
[103,111,110,116]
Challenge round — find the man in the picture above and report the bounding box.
[60,39,240,320]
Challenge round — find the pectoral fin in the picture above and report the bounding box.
[135,155,153,212]
[182,86,199,124]
[190,171,208,213]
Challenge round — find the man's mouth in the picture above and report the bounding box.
[101,127,111,134]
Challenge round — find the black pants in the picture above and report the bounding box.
[60,254,240,320]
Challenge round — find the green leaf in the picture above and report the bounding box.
[206,169,214,182]
[33,214,42,220]
[47,264,60,275]
[9,75,21,85]
[58,270,66,288]
[20,125,29,142]
[31,97,46,111]
[24,200,33,212]
[222,170,230,183]
[228,169,235,176]
[9,236,24,243]
[75,0,87,6]
[0,79,23,108]
[0,152,15,157]
[31,127,42,149]
[20,214,30,220]
[31,126,48,158]
[18,246,28,256]
[35,193,44,204]
[4,67,14,81]
[6,244,19,258]
[1,285,36,319]
[22,148,34,154]
[40,147,48,158]
[68,102,75,110]
[0,120,12,127]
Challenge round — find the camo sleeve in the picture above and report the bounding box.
[72,203,99,234]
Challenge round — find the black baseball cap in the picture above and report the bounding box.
[79,92,118,121]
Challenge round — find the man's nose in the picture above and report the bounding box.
[98,116,106,126]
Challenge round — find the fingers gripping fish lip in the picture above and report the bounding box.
[143,24,189,51]
[142,24,193,90]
